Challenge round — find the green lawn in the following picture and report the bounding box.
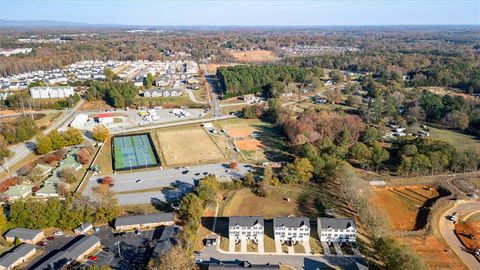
[427,126,480,152]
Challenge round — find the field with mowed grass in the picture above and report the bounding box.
[155,125,226,166]
[427,126,480,152]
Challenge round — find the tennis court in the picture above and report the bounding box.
[112,134,160,171]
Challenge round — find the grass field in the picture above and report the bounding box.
[112,134,159,171]
[370,185,444,231]
[155,125,226,166]
[428,126,480,152]
[229,50,279,62]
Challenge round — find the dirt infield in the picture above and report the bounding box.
[155,126,226,166]
[229,50,279,62]
[235,139,264,151]
[401,236,464,270]
[370,185,443,231]
[455,221,480,251]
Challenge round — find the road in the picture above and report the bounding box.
[82,163,251,205]
[0,100,84,175]
[204,74,223,117]
[185,89,208,104]
[199,245,366,270]
[439,200,480,270]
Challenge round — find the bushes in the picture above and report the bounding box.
[0,116,38,145]
[77,147,93,165]
[374,237,425,270]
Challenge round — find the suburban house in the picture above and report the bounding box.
[242,94,259,103]
[36,235,101,270]
[0,244,36,270]
[273,217,311,244]
[228,216,264,243]
[74,222,93,235]
[114,213,175,231]
[207,261,280,269]
[317,218,357,243]
[4,228,45,244]
[29,86,74,99]
[2,185,34,200]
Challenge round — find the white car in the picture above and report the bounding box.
[53,231,64,236]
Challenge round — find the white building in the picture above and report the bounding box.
[317,218,357,243]
[229,216,264,243]
[30,86,74,99]
[95,113,114,124]
[69,114,89,129]
[273,217,310,244]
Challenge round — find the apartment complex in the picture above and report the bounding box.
[318,218,357,243]
[228,216,264,243]
[273,217,310,244]
[30,86,75,99]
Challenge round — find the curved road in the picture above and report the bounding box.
[439,200,480,270]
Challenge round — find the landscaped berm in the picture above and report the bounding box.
[112,133,160,171]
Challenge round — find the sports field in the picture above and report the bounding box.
[112,134,160,171]
[155,125,226,166]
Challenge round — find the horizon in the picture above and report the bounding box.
[1,0,479,26]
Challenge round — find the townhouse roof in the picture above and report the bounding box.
[114,212,175,227]
[0,244,35,268]
[273,217,310,229]
[318,218,356,230]
[65,235,100,258]
[229,216,264,228]
[4,227,43,241]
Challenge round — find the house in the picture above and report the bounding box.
[32,164,54,176]
[35,235,101,270]
[4,228,45,244]
[242,94,258,103]
[0,244,36,270]
[273,217,310,244]
[29,86,74,99]
[95,113,114,124]
[114,213,175,231]
[229,216,264,243]
[74,222,93,235]
[134,77,144,87]
[2,185,34,200]
[317,218,356,243]
[207,261,280,269]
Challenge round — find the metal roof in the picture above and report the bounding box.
[4,227,43,241]
[65,235,100,258]
[273,217,310,229]
[0,244,35,268]
[229,216,264,228]
[318,218,356,230]
[114,212,174,227]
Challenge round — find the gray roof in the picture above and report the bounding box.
[152,226,180,258]
[318,218,356,230]
[4,227,43,241]
[35,235,100,270]
[273,217,310,229]
[229,216,264,228]
[0,244,35,268]
[114,213,174,227]
[65,235,100,258]
[208,261,280,269]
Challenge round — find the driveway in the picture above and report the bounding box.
[439,200,480,270]
[82,163,251,205]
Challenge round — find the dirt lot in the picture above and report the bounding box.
[203,63,238,74]
[401,236,465,270]
[405,86,479,102]
[235,139,264,151]
[456,221,480,251]
[370,185,443,231]
[79,100,113,111]
[229,50,279,62]
[155,125,226,166]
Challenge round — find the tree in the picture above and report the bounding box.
[349,142,372,167]
[329,70,345,83]
[102,176,113,185]
[48,130,66,150]
[374,237,425,270]
[0,207,7,235]
[229,160,239,170]
[281,158,314,184]
[60,168,78,184]
[92,125,109,142]
[242,106,257,119]
[370,142,390,171]
[36,135,53,155]
[27,167,43,182]
[103,67,115,81]
[179,193,203,222]
[152,245,198,270]
[361,127,378,144]
[63,127,83,146]
[243,172,255,187]
[145,73,154,89]
[263,165,273,183]
[443,110,469,130]
[77,148,91,165]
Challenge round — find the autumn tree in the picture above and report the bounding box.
[151,245,198,270]
[77,148,91,165]
[36,135,53,155]
[60,168,78,184]
[92,125,109,142]
[229,160,239,170]
[101,176,113,186]
[281,158,314,184]
[349,142,372,167]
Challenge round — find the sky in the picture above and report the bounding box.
[1,0,479,26]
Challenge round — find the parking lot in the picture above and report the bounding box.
[24,235,74,269]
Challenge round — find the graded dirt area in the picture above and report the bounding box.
[401,236,465,270]
[203,63,238,74]
[455,221,480,251]
[229,50,279,62]
[79,100,113,110]
[370,185,443,231]
[155,125,226,166]
[234,139,264,151]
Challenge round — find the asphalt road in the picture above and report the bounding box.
[439,200,480,270]
[83,163,251,205]
[0,100,84,175]
[204,74,223,117]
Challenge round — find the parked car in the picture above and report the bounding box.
[195,258,203,264]
[37,241,48,247]
[88,256,97,261]
[47,236,55,241]
[114,232,126,237]
[182,170,189,174]
[136,179,142,183]
[93,227,100,233]
[53,231,64,236]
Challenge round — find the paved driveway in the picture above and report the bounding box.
[83,163,251,205]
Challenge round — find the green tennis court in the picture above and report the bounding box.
[112,134,160,171]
